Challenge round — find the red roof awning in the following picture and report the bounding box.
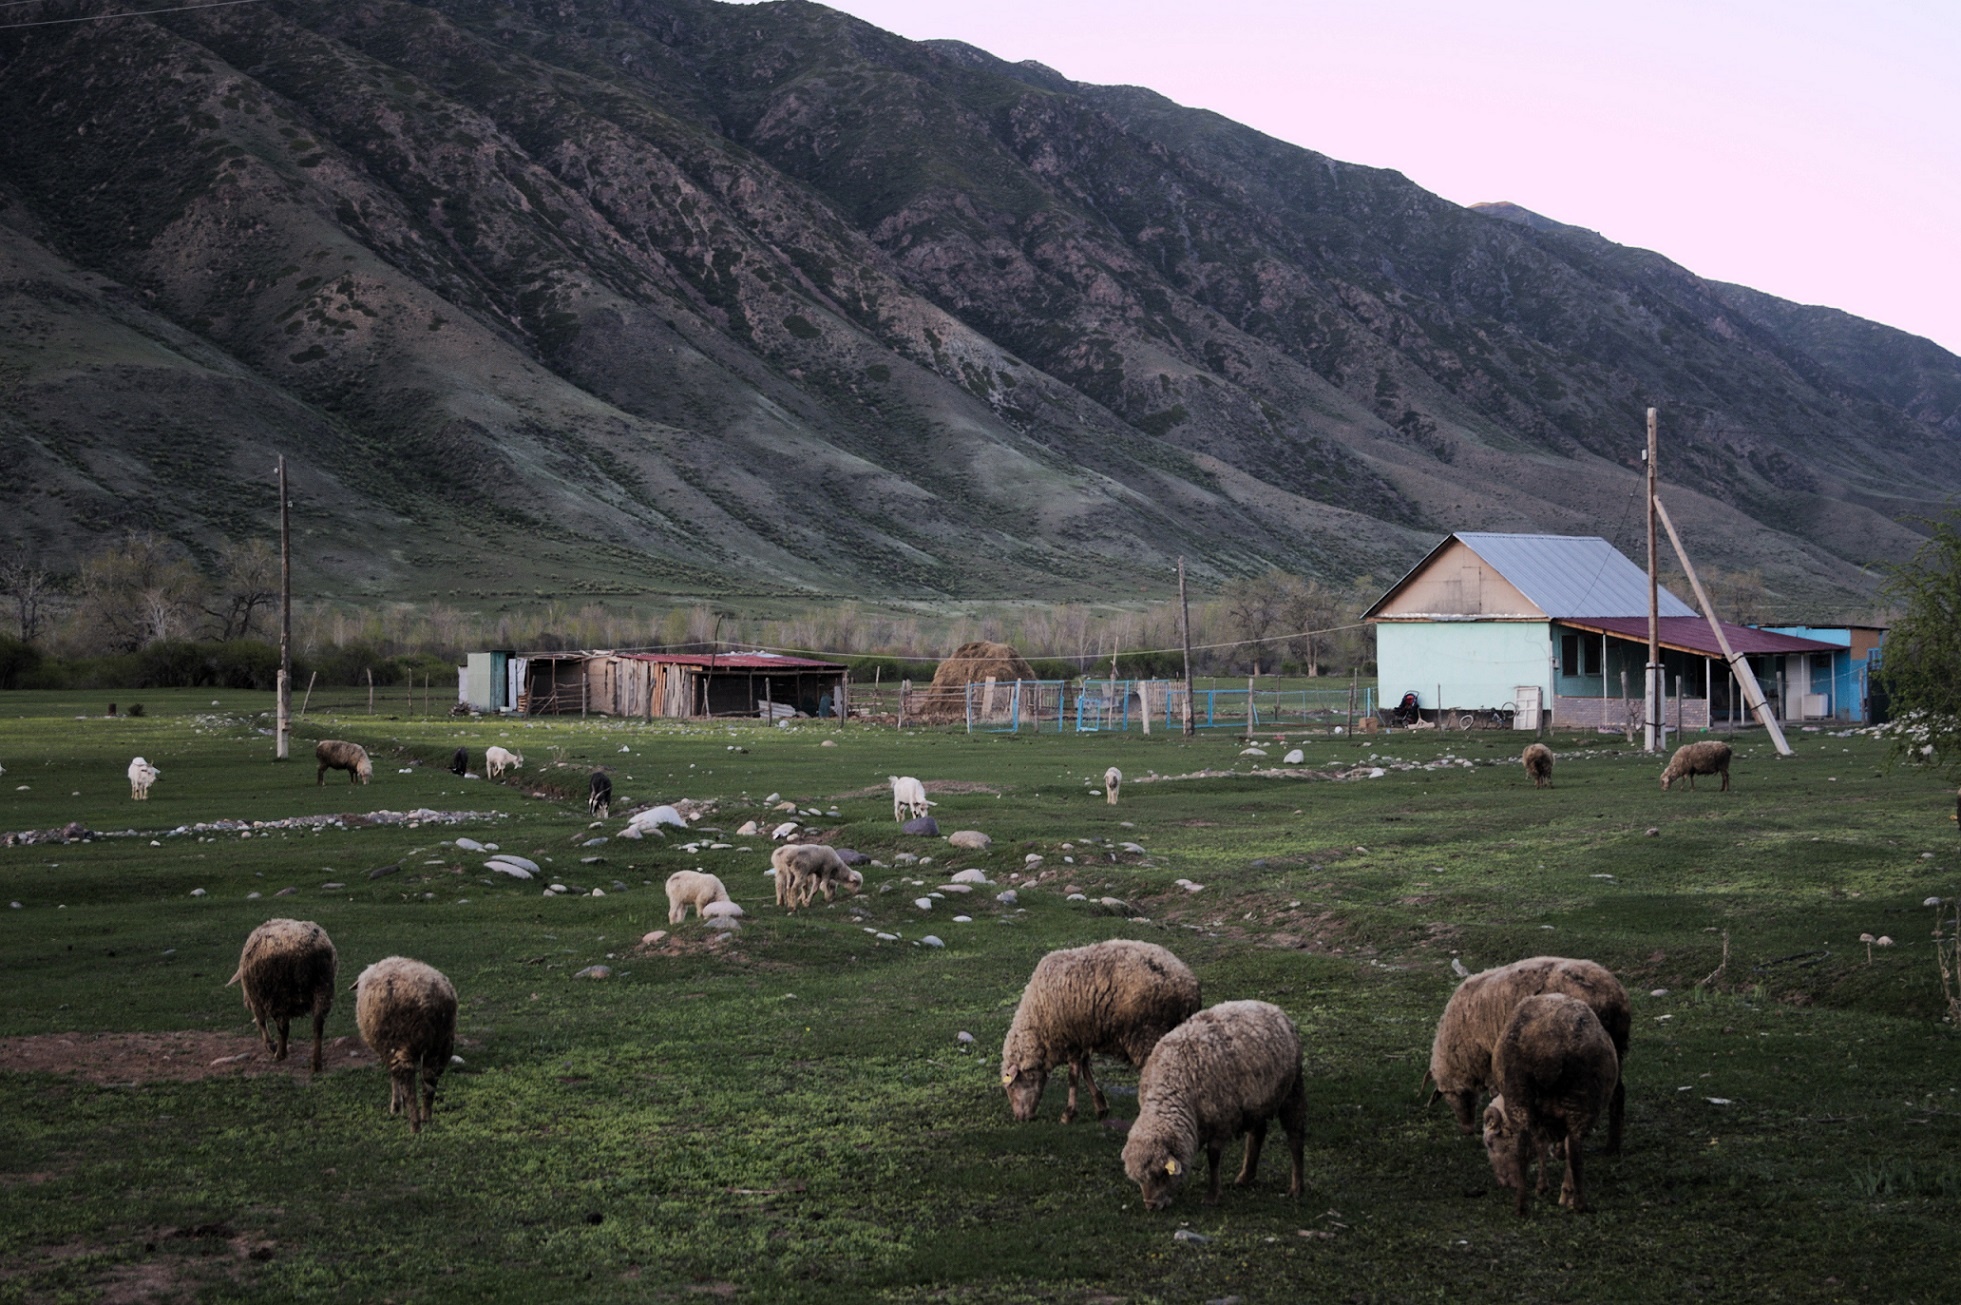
[1558,617,1839,658]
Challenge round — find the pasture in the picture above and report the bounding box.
[1,690,1956,1303]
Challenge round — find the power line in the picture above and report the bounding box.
[0,0,270,30]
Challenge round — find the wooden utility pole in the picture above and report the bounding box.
[276,455,291,761]
[1653,496,1793,756]
[1645,409,1662,753]
[1178,558,1195,737]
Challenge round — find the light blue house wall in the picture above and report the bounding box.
[1761,626,1879,722]
[1376,621,1553,710]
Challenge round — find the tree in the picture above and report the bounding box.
[75,531,207,652]
[0,544,60,643]
[1221,572,1288,674]
[210,538,279,641]
[1876,512,1961,773]
[1280,577,1343,677]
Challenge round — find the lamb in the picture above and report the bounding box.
[314,739,372,786]
[771,843,861,910]
[1661,739,1731,791]
[1121,1000,1306,1209]
[485,745,523,779]
[1105,766,1123,806]
[588,770,613,818]
[449,747,468,777]
[1424,956,1630,1153]
[1521,742,1553,789]
[1481,992,1620,1214]
[227,918,337,1072]
[1001,939,1201,1124]
[889,774,934,822]
[665,869,731,923]
[353,956,457,1133]
[127,756,160,800]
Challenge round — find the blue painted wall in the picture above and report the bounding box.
[1376,621,1552,709]
[1762,627,1878,722]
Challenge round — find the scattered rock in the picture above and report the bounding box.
[189,888,207,898]
[274,887,297,897]
[1119,842,1147,855]
[820,739,837,748]
[914,897,934,910]
[957,1031,975,1044]
[902,816,941,837]
[948,830,991,850]
[1240,747,1268,757]
[1067,893,1088,901]
[591,888,606,898]
[702,901,744,920]
[834,849,869,866]
[367,864,401,880]
[573,965,613,980]
[921,935,945,948]
[582,837,607,847]
[1650,988,1669,998]
[736,821,760,837]
[320,882,344,891]
[1646,827,1661,838]
[246,891,261,900]
[772,822,800,840]
[487,854,540,875]
[640,930,668,946]
[875,932,898,942]
[454,838,486,852]
[486,862,534,880]
[996,889,1019,905]
[952,914,972,922]
[940,883,972,894]
[1283,749,1305,764]
[1173,1228,1211,1244]
[950,868,988,883]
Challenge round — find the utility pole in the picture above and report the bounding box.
[1178,557,1195,737]
[1645,408,1661,754]
[276,455,291,761]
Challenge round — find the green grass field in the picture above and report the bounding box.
[2,690,1957,1303]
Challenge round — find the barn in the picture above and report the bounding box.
[463,650,848,720]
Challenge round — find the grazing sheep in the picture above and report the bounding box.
[228,918,337,1072]
[1001,940,1201,1124]
[485,745,523,779]
[665,870,731,924]
[1660,739,1732,792]
[1424,956,1630,1153]
[449,747,468,777]
[353,956,457,1133]
[314,740,372,786]
[889,774,934,822]
[588,771,613,818]
[1121,1000,1306,1209]
[771,844,861,910]
[1482,993,1620,1214]
[1521,742,1553,789]
[127,756,160,800]
[1105,766,1123,806]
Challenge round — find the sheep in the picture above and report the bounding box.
[353,956,457,1133]
[127,756,160,800]
[1660,739,1732,792]
[665,869,731,924]
[889,774,934,822]
[485,745,523,779]
[449,747,468,777]
[314,740,372,786]
[1424,956,1630,1154]
[1105,766,1123,806]
[588,770,613,818]
[227,918,337,1072]
[1121,1000,1306,1209]
[1481,993,1620,1214]
[1521,742,1553,789]
[1000,939,1201,1124]
[771,843,861,910]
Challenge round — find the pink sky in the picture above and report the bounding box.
[785,0,1961,355]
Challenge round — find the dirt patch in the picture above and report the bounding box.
[830,780,1002,800]
[0,1031,372,1084]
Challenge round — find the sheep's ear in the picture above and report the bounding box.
[1000,1070,1017,1088]
[1163,1159,1180,1176]
[1417,1066,1433,1095]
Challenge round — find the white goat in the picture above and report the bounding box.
[1105,767,1123,806]
[889,775,934,822]
[485,746,523,778]
[127,756,160,800]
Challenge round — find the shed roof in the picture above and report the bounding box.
[614,651,846,672]
[1559,617,1840,658]
[1365,532,1698,620]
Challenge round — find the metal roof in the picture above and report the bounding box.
[614,651,846,672]
[1364,532,1697,620]
[1558,617,1839,658]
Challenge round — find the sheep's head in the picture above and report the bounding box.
[1121,1136,1188,1210]
[1482,1097,1525,1192]
[356,756,374,782]
[1425,1067,1480,1135]
[1001,1062,1047,1122]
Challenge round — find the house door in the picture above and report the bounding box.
[1513,686,1542,730]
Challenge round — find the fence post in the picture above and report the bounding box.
[899,679,908,729]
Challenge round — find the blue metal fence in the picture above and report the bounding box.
[1072,680,1375,733]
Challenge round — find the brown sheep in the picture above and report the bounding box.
[1424,956,1630,1153]
[1001,940,1201,1124]
[1521,742,1554,788]
[354,956,457,1133]
[1121,1000,1306,1209]
[1481,993,1620,1214]
[227,919,337,1072]
[770,844,860,910]
[315,739,372,786]
[1660,739,1731,791]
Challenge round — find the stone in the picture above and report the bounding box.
[1023,853,1043,867]
[902,816,940,837]
[952,915,972,923]
[486,862,533,880]
[1240,747,1268,757]
[1283,748,1305,764]
[772,822,800,840]
[834,849,869,866]
[995,889,1018,905]
[573,965,612,980]
[246,891,261,900]
[488,854,540,875]
[947,830,991,850]
[640,930,668,946]
[875,932,898,941]
[275,887,297,897]
[367,863,401,879]
[582,837,607,847]
[1120,842,1147,855]
[189,888,207,897]
[914,897,934,910]
[455,837,486,852]
[950,868,988,883]
[549,883,569,893]
[957,1030,975,1044]
[737,821,759,837]
[939,883,972,894]
[321,882,344,890]
[580,856,602,865]
[591,888,606,897]
[1173,1228,1211,1244]
[1067,893,1088,901]
[921,935,945,948]
[702,900,744,919]
[706,915,741,931]
[820,738,837,747]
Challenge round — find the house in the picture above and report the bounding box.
[1363,532,1845,728]
[1755,624,1887,723]
[461,649,849,720]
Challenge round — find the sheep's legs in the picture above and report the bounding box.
[1060,1062,1083,1123]
[1280,1076,1306,1197]
[274,1017,291,1062]
[1512,1132,1534,1215]
[1078,1059,1110,1120]
[1605,1079,1625,1154]
[310,1009,327,1073]
[1235,1120,1266,1186]
[1560,1129,1588,1211]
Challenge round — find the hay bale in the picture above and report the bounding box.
[910,642,1039,724]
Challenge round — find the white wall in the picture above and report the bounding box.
[1376,621,1553,710]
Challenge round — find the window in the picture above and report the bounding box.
[1561,634,1579,676]
[1586,640,1601,676]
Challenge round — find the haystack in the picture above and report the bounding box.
[909,641,1038,724]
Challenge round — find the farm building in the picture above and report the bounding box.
[1363,532,1850,729]
[459,650,848,720]
[1756,624,1887,723]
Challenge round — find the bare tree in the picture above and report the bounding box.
[1222,571,1291,674]
[1281,577,1343,677]
[210,537,279,641]
[76,531,208,651]
[0,544,60,643]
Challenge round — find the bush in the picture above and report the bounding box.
[0,636,43,690]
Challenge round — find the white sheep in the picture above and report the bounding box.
[485,746,523,778]
[1105,767,1123,806]
[228,918,337,1071]
[889,775,934,822]
[354,956,457,1133]
[665,870,731,923]
[771,844,863,910]
[127,756,160,800]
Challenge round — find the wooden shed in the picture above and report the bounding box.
[516,651,848,720]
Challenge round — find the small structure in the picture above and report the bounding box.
[510,650,847,720]
[458,650,519,713]
[1364,532,1844,729]
[1757,624,1887,723]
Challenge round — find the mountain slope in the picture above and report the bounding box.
[0,0,1953,614]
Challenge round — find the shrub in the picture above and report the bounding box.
[0,636,42,690]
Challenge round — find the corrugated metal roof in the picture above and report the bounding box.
[614,652,846,671]
[1559,617,1839,658]
[1454,533,1699,619]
